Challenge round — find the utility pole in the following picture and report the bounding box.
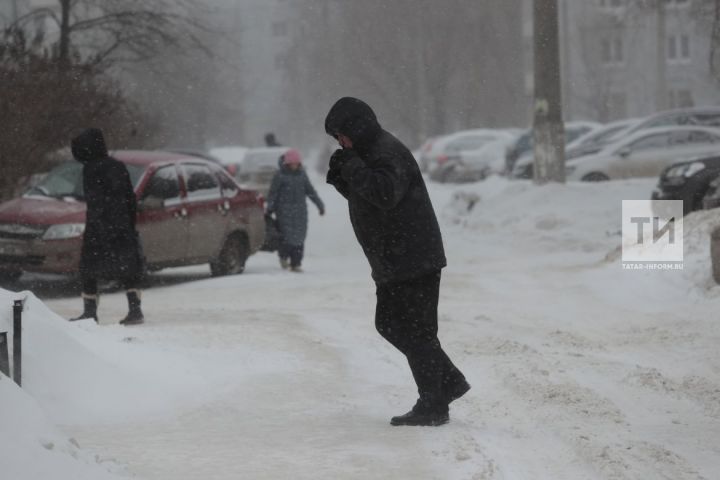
[58,0,71,67]
[655,0,667,110]
[533,0,565,184]
[560,0,571,117]
[413,11,430,145]
[712,0,720,81]
[11,0,19,23]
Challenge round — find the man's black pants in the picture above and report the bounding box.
[375,270,465,411]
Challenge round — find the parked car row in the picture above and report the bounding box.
[418,129,519,183]
[0,151,266,281]
[508,107,720,180]
[414,106,720,186]
[410,105,720,221]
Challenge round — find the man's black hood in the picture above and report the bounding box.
[71,128,108,164]
[324,97,382,151]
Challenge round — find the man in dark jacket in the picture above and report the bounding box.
[69,128,145,325]
[324,97,469,426]
[264,132,282,147]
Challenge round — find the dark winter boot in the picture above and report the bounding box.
[390,399,449,427]
[69,294,98,322]
[120,290,144,326]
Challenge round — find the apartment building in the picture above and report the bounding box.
[226,0,295,146]
[0,0,27,26]
[523,0,720,122]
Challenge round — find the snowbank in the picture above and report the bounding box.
[0,286,297,428]
[432,177,720,479]
[0,285,297,479]
[0,373,126,479]
[441,176,653,261]
[0,292,125,479]
[0,290,204,426]
[442,176,720,293]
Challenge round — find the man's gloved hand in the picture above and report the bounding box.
[329,148,353,171]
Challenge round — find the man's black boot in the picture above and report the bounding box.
[390,399,449,427]
[120,290,144,325]
[70,295,98,322]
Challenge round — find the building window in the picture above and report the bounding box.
[599,0,624,8]
[274,54,287,69]
[667,34,691,63]
[602,36,624,65]
[272,21,287,37]
[608,92,627,119]
[613,38,623,62]
[668,89,694,108]
[668,36,677,60]
[601,39,611,63]
[664,0,690,7]
[681,35,690,58]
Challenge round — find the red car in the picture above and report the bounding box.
[0,151,265,281]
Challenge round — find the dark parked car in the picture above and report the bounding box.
[701,175,720,210]
[0,151,265,281]
[652,153,720,215]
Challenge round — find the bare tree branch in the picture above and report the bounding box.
[14,0,215,69]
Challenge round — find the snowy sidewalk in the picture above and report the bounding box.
[27,177,720,479]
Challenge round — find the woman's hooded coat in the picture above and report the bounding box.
[72,128,144,279]
[266,157,324,247]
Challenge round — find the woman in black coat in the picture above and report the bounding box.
[70,128,145,325]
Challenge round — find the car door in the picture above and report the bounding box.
[135,164,189,267]
[614,133,673,178]
[181,163,227,262]
[213,164,265,250]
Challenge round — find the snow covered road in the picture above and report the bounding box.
[5,176,720,479]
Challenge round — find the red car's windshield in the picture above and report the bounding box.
[25,161,145,200]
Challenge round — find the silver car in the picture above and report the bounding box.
[566,126,720,182]
[234,147,290,194]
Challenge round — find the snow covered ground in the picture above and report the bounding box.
[2,175,720,479]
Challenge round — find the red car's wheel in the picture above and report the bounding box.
[210,235,248,276]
